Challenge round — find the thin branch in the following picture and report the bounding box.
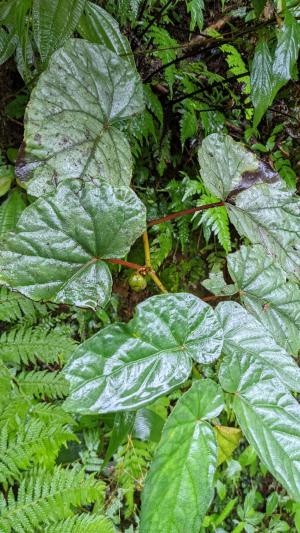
[147,201,225,227]
[148,270,168,293]
[143,231,151,268]
[167,72,249,106]
[143,17,276,83]
[104,258,144,271]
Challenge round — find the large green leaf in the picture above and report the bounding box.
[227,245,300,354]
[216,301,300,392]
[16,39,144,197]
[219,353,300,502]
[198,134,259,201]
[63,293,223,413]
[0,28,17,65]
[77,2,134,65]
[32,0,86,64]
[140,380,224,533]
[198,134,300,279]
[271,11,300,98]
[251,40,273,128]
[226,183,300,279]
[0,180,146,309]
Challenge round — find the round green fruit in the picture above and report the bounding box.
[128,272,147,292]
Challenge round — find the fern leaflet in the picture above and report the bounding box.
[0,467,105,533]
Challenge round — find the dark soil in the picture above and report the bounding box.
[0,58,24,158]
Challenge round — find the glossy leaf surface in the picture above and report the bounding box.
[17,39,144,196]
[0,180,146,309]
[140,380,224,533]
[251,40,273,128]
[272,12,300,97]
[216,301,300,392]
[64,293,223,413]
[78,2,134,65]
[198,134,259,200]
[32,0,86,63]
[199,135,300,278]
[219,353,300,501]
[227,182,300,279]
[227,245,300,354]
[201,271,237,296]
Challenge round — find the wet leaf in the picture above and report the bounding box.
[78,1,134,65]
[201,271,237,296]
[227,245,300,354]
[251,40,273,128]
[0,180,146,309]
[219,352,300,502]
[32,0,86,63]
[272,11,300,97]
[140,380,224,533]
[227,183,300,279]
[17,39,144,196]
[199,135,300,279]
[216,300,300,392]
[64,293,223,413]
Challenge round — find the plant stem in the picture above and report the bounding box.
[104,258,144,271]
[143,231,151,267]
[143,18,276,83]
[148,270,168,293]
[147,201,225,227]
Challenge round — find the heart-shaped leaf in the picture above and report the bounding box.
[226,182,300,279]
[198,134,263,201]
[216,301,300,392]
[140,380,224,533]
[0,180,146,309]
[227,245,300,354]
[17,39,144,197]
[219,352,300,502]
[198,134,300,279]
[63,293,224,413]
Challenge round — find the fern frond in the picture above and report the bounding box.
[180,101,198,148]
[0,467,105,533]
[0,419,76,485]
[0,325,76,365]
[150,223,173,271]
[0,360,13,399]
[43,513,115,533]
[149,26,178,91]
[0,394,74,431]
[220,44,250,93]
[193,194,232,253]
[144,85,164,127]
[17,370,69,399]
[0,189,27,241]
[115,439,152,518]
[0,394,31,430]
[0,287,48,323]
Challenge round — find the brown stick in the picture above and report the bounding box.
[147,202,225,227]
[103,258,144,271]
